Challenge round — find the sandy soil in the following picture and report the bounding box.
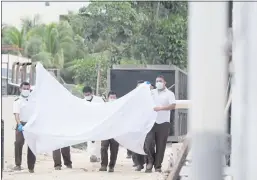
[2,96,182,180]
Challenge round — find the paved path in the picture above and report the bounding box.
[2,96,181,180]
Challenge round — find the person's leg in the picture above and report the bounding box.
[53,149,62,170]
[61,146,72,168]
[144,126,156,172]
[134,153,145,171]
[131,152,137,167]
[154,122,170,172]
[14,129,24,170]
[100,140,109,171]
[108,139,119,172]
[89,141,101,162]
[27,147,36,173]
[127,149,132,158]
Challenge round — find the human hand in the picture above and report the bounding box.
[153,106,163,112]
[17,124,23,132]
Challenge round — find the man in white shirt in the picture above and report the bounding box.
[83,86,104,162]
[99,91,119,172]
[12,82,36,173]
[144,75,176,173]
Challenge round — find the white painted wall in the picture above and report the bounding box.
[2,54,31,69]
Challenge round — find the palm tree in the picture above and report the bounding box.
[30,22,75,69]
[2,26,26,55]
[21,14,41,33]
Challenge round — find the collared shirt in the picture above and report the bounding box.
[152,88,176,124]
[13,96,30,122]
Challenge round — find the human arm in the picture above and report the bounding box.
[13,100,21,125]
[14,114,21,125]
[154,91,176,111]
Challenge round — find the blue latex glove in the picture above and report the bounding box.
[145,81,151,84]
[17,124,23,132]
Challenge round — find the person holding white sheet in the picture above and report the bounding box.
[133,80,150,171]
[144,75,176,173]
[133,80,156,172]
[83,86,104,162]
[99,91,119,172]
[12,82,36,173]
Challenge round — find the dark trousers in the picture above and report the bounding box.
[144,122,170,169]
[14,122,36,170]
[53,147,72,167]
[132,130,156,166]
[144,130,156,164]
[101,139,119,168]
[127,149,132,156]
[133,153,145,166]
[131,152,137,165]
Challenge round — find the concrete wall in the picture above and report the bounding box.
[2,96,18,162]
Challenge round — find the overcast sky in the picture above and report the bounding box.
[2,2,90,29]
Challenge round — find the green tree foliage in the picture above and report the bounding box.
[2,1,188,94]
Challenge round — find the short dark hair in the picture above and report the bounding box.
[156,75,165,81]
[108,91,117,97]
[20,82,30,88]
[82,86,92,93]
[137,80,144,85]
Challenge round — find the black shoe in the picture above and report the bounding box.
[99,166,107,171]
[108,167,114,172]
[12,165,21,171]
[55,166,62,170]
[126,155,132,159]
[135,165,144,171]
[145,169,152,173]
[132,164,137,167]
[155,168,162,173]
[29,169,34,173]
[66,164,72,169]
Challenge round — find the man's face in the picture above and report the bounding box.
[20,84,31,97]
[155,77,166,90]
[84,92,93,101]
[156,77,165,84]
[20,85,30,92]
[108,94,117,101]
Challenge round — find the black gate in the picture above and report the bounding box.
[110,69,176,97]
[108,65,188,141]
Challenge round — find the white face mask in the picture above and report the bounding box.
[85,95,93,101]
[21,90,30,97]
[108,98,116,102]
[155,82,164,90]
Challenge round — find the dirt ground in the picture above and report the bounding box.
[2,96,182,180]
